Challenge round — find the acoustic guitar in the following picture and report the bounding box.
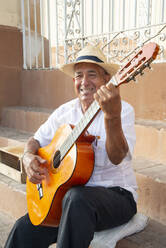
[26,42,159,227]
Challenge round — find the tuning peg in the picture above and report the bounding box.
[130,76,138,83]
[128,75,138,83]
[137,69,144,75]
[147,65,153,71]
[133,77,138,83]
[145,62,153,71]
[129,75,134,81]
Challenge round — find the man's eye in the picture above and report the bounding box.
[75,75,82,79]
[89,74,96,78]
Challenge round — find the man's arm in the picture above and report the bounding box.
[22,137,48,184]
[94,83,129,165]
[104,116,129,165]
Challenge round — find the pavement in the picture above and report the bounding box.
[0,211,57,248]
[0,211,15,248]
[0,172,166,248]
[1,210,166,248]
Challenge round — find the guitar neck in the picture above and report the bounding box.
[74,99,101,137]
[58,100,100,161]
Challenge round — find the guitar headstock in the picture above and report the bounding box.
[114,42,160,86]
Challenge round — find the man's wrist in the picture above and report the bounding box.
[104,114,121,123]
[22,150,34,161]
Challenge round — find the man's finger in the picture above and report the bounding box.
[36,156,47,164]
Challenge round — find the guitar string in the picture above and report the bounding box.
[52,100,100,167]
[53,107,94,166]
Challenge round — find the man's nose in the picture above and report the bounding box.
[81,75,89,85]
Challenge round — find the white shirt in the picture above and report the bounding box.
[34,98,138,201]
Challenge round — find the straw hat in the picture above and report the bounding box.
[59,45,119,77]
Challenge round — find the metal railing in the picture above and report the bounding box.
[21,0,166,70]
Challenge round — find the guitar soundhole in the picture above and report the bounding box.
[53,150,61,169]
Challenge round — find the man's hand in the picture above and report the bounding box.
[23,152,48,184]
[94,82,128,165]
[94,83,121,120]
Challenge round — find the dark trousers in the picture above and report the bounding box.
[5,186,137,248]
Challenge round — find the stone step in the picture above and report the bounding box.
[0,173,26,220]
[0,123,165,225]
[0,126,32,183]
[0,161,166,248]
[0,209,166,248]
[116,218,166,248]
[1,106,53,133]
[0,157,166,225]
[2,106,166,163]
[133,157,166,226]
[0,126,31,144]
[0,211,15,248]
[134,119,166,163]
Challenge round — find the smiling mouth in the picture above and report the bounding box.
[80,87,96,95]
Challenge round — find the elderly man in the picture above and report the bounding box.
[5,45,137,248]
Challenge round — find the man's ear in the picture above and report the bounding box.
[73,78,75,83]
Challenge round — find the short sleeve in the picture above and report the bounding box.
[121,102,136,157]
[34,110,61,147]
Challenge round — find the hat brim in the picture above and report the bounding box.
[59,59,119,78]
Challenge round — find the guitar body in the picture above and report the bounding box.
[26,124,95,227]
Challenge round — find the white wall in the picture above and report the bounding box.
[0,0,21,28]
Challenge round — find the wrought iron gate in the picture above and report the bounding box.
[21,0,166,70]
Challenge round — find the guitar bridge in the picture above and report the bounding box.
[37,183,43,199]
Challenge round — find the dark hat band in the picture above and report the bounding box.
[76,55,104,63]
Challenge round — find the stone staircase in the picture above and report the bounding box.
[0,106,52,184]
[1,106,53,133]
[0,21,164,247]
[134,119,166,226]
[0,103,165,247]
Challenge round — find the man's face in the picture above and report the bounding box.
[74,62,110,111]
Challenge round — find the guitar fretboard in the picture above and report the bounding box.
[57,100,100,162]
